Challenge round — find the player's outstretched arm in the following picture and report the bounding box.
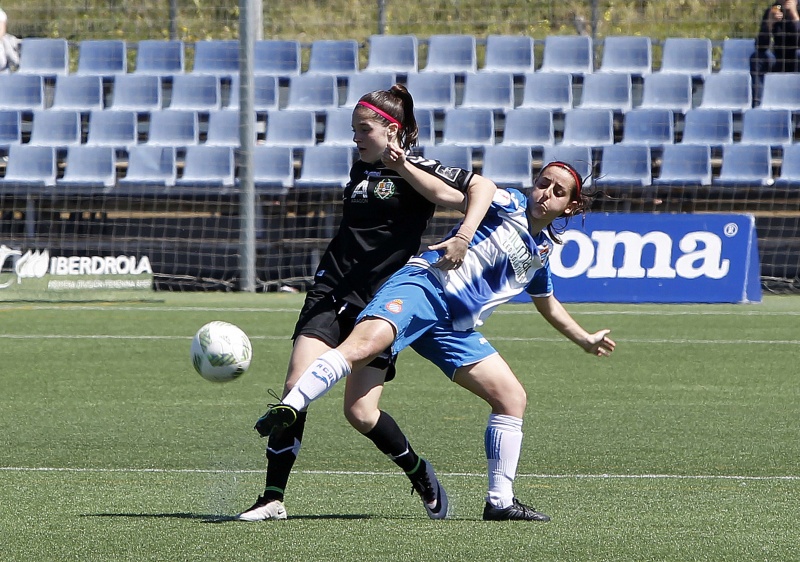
[532,295,616,357]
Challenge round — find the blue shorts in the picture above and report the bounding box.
[358,265,498,378]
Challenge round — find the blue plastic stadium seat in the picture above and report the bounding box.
[596,144,652,187]
[640,73,693,114]
[774,144,800,189]
[658,38,712,78]
[57,146,117,189]
[423,145,473,171]
[720,38,756,74]
[109,74,162,112]
[441,108,495,147]
[168,74,221,111]
[539,35,593,75]
[739,109,792,146]
[192,40,239,77]
[0,110,22,149]
[365,35,418,75]
[481,145,533,189]
[561,109,614,147]
[343,72,397,108]
[307,40,360,76]
[405,72,456,111]
[481,35,535,75]
[118,145,177,188]
[714,144,773,186]
[414,108,436,147]
[146,110,199,147]
[698,73,752,111]
[294,145,354,190]
[459,72,515,111]
[681,109,734,147]
[501,108,554,149]
[205,110,244,147]
[77,40,127,76]
[0,145,57,188]
[759,73,800,110]
[227,74,280,111]
[0,74,45,111]
[423,35,477,74]
[599,36,652,76]
[578,73,633,113]
[285,74,339,110]
[519,72,573,112]
[253,145,294,194]
[135,40,185,76]
[620,108,674,147]
[174,146,236,188]
[541,145,593,186]
[51,75,104,112]
[254,40,301,78]
[87,110,138,149]
[653,144,712,186]
[17,38,69,77]
[322,108,355,147]
[29,110,81,147]
[264,109,317,147]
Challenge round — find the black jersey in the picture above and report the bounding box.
[312,154,474,308]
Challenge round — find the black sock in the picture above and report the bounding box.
[263,410,307,501]
[363,410,422,476]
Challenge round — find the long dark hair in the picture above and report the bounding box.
[357,84,419,149]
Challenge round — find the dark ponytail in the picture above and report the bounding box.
[357,84,419,149]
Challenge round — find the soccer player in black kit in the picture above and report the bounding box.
[237,84,496,520]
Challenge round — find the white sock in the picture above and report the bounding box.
[485,413,523,509]
[282,349,351,411]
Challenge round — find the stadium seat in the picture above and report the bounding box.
[77,40,127,76]
[294,145,353,189]
[740,109,792,146]
[364,34,419,74]
[109,74,162,112]
[86,110,138,149]
[519,72,573,112]
[227,74,280,111]
[652,144,712,186]
[192,40,239,77]
[135,40,185,76]
[423,34,477,74]
[541,145,593,186]
[714,144,773,186]
[343,72,397,108]
[0,145,57,188]
[720,38,756,74]
[538,35,593,75]
[640,73,693,114]
[414,108,436,147]
[500,108,554,149]
[596,144,652,187]
[57,146,117,190]
[405,72,456,110]
[620,108,674,147]
[423,145,473,171]
[168,74,221,111]
[759,73,800,110]
[698,73,752,111]
[561,109,614,147]
[175,145,236,188]
[285,74,339,110]
[459,72,515,111]
[264,109,317,147]
[441,108,495,147]
[774,144,800,189]
[118,145,177,188]
[0,74,45,111]
[254,40,301,78]
[29,110,81,147]
[481,145,533,189]
[481,35,535,75]
[253,145,295,194]
[146,110,199,147]
[577,73,633,113]
[0,110,21,148]
[307,39,360,76]
[51,75,104,112]
[322,108,355,146]
[681,109,734,147]
[205,110,244,147]
[17,38,69,77]
[658,38,712,78]
[598,36,652,76]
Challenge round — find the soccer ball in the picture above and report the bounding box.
[190,321,253,382]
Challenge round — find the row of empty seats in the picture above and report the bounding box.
[9,36,761,78]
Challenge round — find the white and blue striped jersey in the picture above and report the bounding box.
[407,188,554,331]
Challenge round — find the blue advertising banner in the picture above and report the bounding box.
[537,213,761,303]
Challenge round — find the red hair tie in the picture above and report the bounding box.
[357,101,402,129]
[545,161,583,198]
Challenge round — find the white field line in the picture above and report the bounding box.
[1,466,799,481]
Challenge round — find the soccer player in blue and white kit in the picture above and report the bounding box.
[256,160,616,521]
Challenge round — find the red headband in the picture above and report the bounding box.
[544,161,583,198]
[357,101,403,129]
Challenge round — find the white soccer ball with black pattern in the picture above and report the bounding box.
[191,321,253,382]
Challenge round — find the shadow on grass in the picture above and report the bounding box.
[82,513,371,523]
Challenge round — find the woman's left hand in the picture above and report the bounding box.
[428,236,469,270]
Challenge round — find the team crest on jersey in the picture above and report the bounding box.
[374,179,396,199]
[537,240,551,264]
[385,299,403,314]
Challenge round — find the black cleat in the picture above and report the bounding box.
[409,459,449,519]
[254,404,298,437]
[482,498,551,522]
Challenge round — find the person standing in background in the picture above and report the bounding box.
[0,7,21,72]
[751,1,800,106]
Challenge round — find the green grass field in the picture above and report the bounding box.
[2,293,799,561]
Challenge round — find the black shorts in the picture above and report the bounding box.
[292,289,397,381]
